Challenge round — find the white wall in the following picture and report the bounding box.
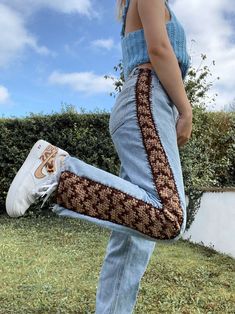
[183,191,235,258]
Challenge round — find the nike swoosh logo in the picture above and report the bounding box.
[34,145,58,179]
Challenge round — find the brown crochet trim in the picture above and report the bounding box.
[56,68,184,240]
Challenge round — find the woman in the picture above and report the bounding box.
[6,0,192,313]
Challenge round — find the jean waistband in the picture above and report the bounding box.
[126,66,175,108]
[127,66,162,86]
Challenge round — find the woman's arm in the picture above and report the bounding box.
[137,0,192,117]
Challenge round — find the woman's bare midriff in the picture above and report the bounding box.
[136,61,181,72]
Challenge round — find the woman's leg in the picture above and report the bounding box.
[6,67,187,243]
[52,67,187,243]
[95,230,155,314]
[95,165,155,314]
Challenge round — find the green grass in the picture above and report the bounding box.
[0,213,234,314]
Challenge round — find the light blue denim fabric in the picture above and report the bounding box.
[52,66,187,313]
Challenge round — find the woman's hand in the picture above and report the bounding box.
[176,110,192,147]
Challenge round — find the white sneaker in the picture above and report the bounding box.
[6,139,70,217]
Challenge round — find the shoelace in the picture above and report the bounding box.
[32,153,69,209]
[32,177,59,208]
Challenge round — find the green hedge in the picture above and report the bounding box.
[0,111,120,215]
[179,106,235,227]
[0,107,234,229]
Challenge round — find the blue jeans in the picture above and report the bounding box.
[51,66,187,313]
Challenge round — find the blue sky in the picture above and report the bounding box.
[0,0,235,118]
[0,0,121,118]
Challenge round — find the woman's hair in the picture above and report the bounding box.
[116,0,126,21]
[116,0,168,21]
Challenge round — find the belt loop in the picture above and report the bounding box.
[133,66,139,76]
[129,66,139,79]
[129,68,134,79]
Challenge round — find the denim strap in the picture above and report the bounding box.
[120,0,130,38]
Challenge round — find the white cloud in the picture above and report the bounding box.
[172,0,235,111]
[1,0,95,17]
[0,4,51,68]
[0,0,96,68]
[91,38,115,50]
[48,71,115,95]
[0,85,10,104]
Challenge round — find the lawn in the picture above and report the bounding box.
[0,213,234,314]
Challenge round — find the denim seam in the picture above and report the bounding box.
[110,236,132,314]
